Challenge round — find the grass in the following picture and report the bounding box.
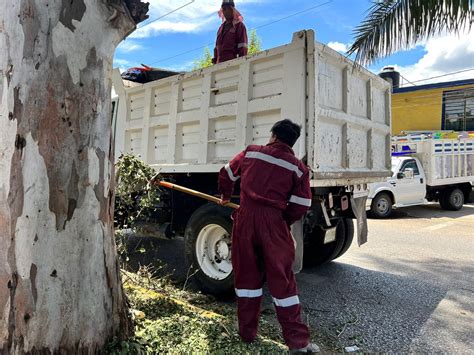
[105,269,288,354]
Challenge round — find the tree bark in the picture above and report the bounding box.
[0,0,148,353]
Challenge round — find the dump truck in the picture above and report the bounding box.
[368,133,474,218]
[112,30,392,295]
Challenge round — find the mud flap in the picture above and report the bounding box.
[291,219,304,273]
[351,195,368,246]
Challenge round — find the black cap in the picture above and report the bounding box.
[222,0,235,7]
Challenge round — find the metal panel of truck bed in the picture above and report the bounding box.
[113,30,392,185]
[310,42,392,186]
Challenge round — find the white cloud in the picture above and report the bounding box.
[161,61,195,72]
[114,58,132,66]
[113,58,133,73]
[382,30,474,86]
[132,18,215,38]
[131,0,262,38]
[327,41,349,53]
[117,40,145,52]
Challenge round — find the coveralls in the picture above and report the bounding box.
[213,21,248,64]
[218,142,312,349]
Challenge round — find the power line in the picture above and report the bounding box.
[400,74,417,87]
[253,1,333,31]
[139,1,196,29]
[399,68,474,87]
[148,0,334,65]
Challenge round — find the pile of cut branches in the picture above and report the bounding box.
[106,269,287,354]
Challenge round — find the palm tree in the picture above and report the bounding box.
[347,0,473,65]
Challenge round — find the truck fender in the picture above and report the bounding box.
[369,186,396,205]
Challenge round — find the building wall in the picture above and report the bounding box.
[391,83,474,135]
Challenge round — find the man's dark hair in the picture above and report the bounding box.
[270,119,301,147]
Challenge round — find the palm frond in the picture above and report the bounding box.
[347,0,474,66]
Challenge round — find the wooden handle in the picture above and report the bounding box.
[158,181,240,210]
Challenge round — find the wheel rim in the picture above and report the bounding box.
[376,197,390,214]
[453,191,463,207]
[195,224,232,281]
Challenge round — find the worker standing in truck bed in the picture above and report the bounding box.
[213,0,248,64]
[219,119,319,353]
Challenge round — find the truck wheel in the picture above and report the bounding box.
[333,218,355,260]
[184,204,234,296]
[440,188,464,211]
[370,193,393,218]
[303,218,351,268]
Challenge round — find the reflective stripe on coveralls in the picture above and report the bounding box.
[273,295,300,308]
[289,195,312,207]
[225,163,240,181]
[244,151,304,177]
[235,288,263,298]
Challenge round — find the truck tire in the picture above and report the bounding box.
[184,204,234,296]
[369,193,393,218]
[333,219,355,260]
[440,188,464,211]
[303,218,352,268]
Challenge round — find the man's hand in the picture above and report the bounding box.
[219,195,230,206]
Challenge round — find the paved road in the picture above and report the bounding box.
[299,203,474,353]
[126,202,474,353]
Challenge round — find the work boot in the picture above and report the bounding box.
[290,343,320,354]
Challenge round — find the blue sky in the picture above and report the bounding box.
[114,0,474,85]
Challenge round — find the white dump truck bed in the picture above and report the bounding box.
[392,135,474,186]
[113,30,392,187]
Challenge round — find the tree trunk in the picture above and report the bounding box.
[0,0,148,353]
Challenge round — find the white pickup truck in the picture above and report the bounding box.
[113,30,392,295]
[368,134,474,218]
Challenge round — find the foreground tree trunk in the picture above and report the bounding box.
[0,0,148,352]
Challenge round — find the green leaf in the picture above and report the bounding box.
[348,0,473,66]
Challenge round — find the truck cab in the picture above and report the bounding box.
[368,157,427,218]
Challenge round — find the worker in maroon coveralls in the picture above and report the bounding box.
[212,0,248,64]
[218,120,319,353]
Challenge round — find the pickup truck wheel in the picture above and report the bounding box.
[370,193,393,218]
[303,219,348,268]
[184,204,234,296]
[440,188,464,211]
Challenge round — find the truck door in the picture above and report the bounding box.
[394,159,426,205]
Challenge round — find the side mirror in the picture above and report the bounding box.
[404,168,415,179]
[397,172,404,179]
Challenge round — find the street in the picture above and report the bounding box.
[300,203,474,353]
[126,202,474,353]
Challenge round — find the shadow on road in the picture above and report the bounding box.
[123,234,189,283]
[300,256,473,352]
[369,202,474,221]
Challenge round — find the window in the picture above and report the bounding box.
[443,87,474,131]
[400,160,420,175]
